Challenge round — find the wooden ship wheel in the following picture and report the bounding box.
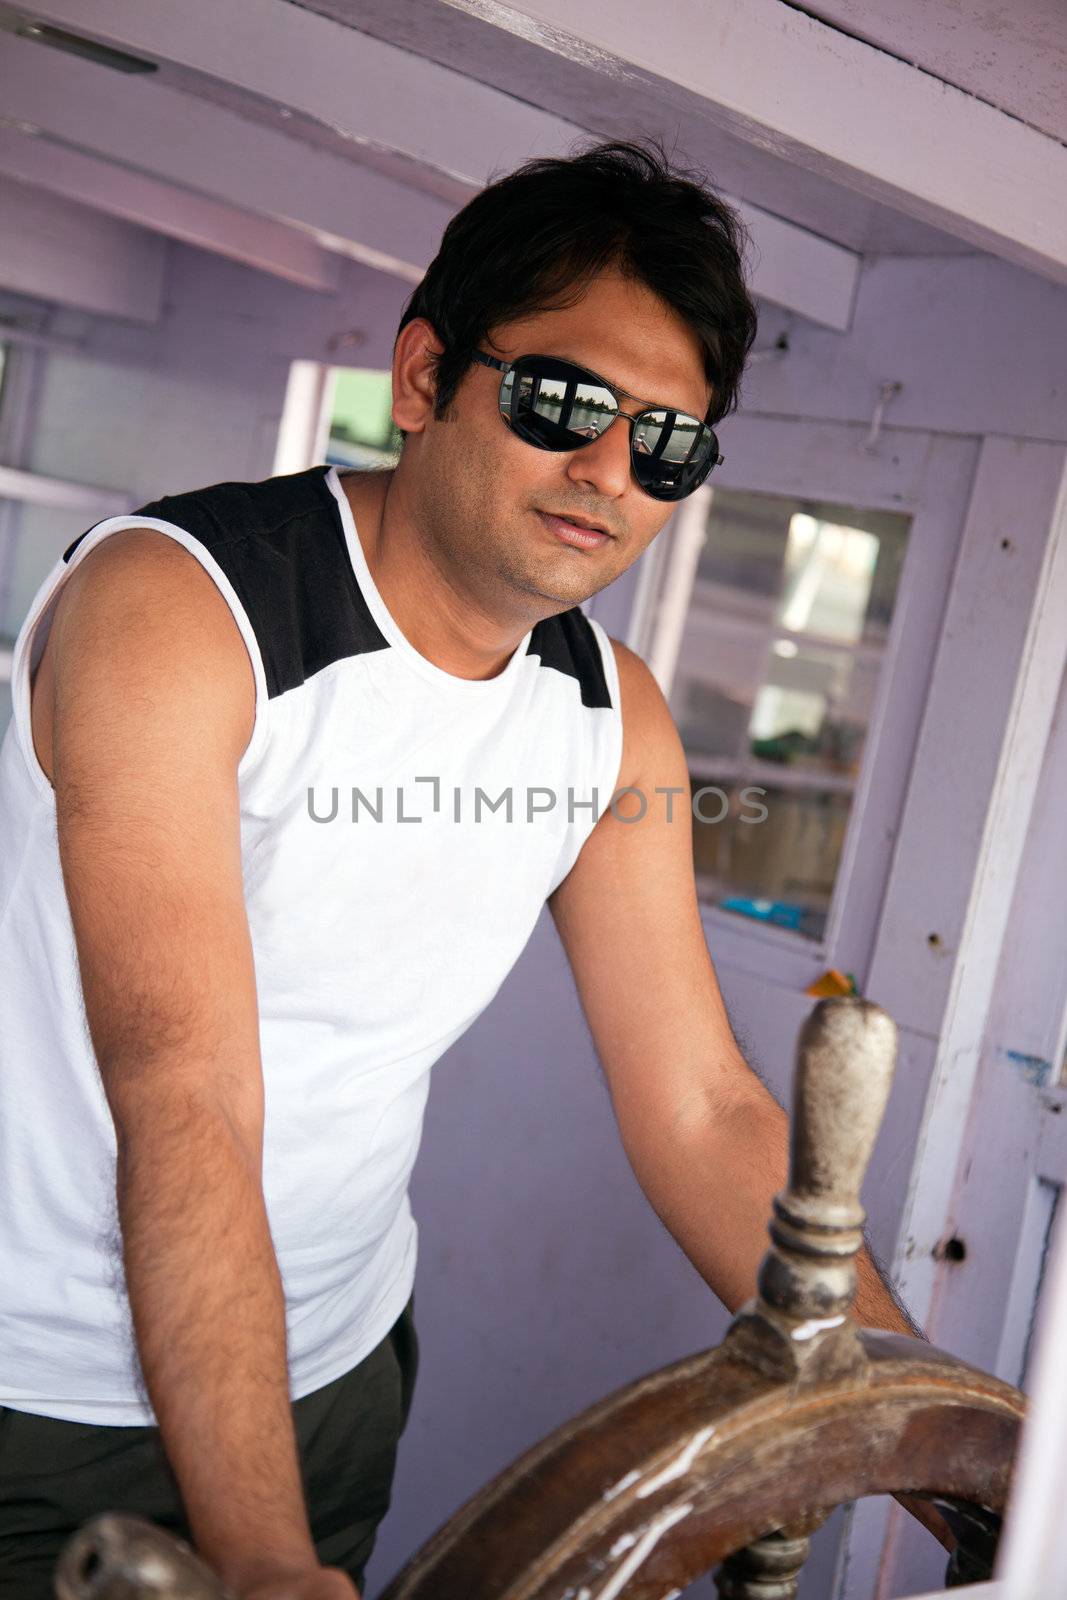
[54,999,1026,1600]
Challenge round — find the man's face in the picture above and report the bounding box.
[395,269,713,616]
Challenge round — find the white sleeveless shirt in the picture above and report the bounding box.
[0,464,622,1423]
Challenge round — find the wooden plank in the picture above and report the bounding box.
[881,443,1067,1324]
[731,199,857,332]
[994,1203,1067,1591]
[800,0,1067,145]
[0,130,340,294]
[826,437,979,990]
[435,0,1067,283]
[0,173,164,322]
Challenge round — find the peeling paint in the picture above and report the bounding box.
[439,0,638,83]
[791,1312,847,1341]
[593,1502,693,1600]
[602,1468,642,1502]
[609,1532,637,1559]
[636,1424,717,1498]
[1004,1048,1053,1088]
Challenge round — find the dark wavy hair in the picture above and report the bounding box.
[395,139,759,430]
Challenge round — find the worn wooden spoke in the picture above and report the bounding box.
[55,1001,1027,1600]
[714,1521,819,1600]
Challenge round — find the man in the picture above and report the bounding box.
[0,141,913,1599]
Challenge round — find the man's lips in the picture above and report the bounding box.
[536,510,616,549]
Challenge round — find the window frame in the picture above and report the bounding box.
[625,414,980,994]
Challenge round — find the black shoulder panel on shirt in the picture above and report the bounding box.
[62,465,389,699]
[526,608,613,710]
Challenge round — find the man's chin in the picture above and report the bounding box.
[515,558,615,613]
[518,578,599,613]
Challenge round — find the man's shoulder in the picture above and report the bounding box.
[606,637,665,719]
[606,637,687,789]
[130,464,335,551]
[61,465,334,568]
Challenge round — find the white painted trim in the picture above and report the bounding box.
[994,1174,1059,1389]
[0,129,341,294]
[624,525,670,661]
[0,466,131,516]
[894,444,1067,1324]
[643,485,712,698]
[995,1200,1067,1591]
[272,361,336,477]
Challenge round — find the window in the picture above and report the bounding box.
[273,360,400,478]
[325,368,401,469]
[658,487,911,942]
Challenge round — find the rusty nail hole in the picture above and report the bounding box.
[1000,537,1012,551]
[927,932,942,949]
[935,1236,967,1263]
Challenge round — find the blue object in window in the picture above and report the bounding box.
[720,896,806,931]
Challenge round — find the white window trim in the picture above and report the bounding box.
[628,417,978,994]
[272,359,336,477]
[0,465,131,518]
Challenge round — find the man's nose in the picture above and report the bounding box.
[563,418,632,499]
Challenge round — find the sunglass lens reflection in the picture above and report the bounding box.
[506,359,717,500]
[514,370,617,448]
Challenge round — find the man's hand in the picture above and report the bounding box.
[236,1562,361,1600]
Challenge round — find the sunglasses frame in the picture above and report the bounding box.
[472,350,723,502]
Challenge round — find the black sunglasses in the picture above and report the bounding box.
[473,351,723,503]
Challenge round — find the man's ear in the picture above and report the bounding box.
[392,318,444,435]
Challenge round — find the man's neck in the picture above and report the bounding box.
[336,468,538,683]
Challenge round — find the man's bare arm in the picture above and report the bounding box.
[548,639,918,1337]
[47,532,357,1599]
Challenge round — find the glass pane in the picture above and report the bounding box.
[326,368,401,468]
[778,514,879,642]
[671,488,912,942]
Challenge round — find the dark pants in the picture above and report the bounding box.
[0,1296,418,1599]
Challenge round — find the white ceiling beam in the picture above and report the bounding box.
[0,129,341,294]
[9,0,861,328]
[432,0,1067,286]
[0,172,164,322]
[0,32,449,286]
